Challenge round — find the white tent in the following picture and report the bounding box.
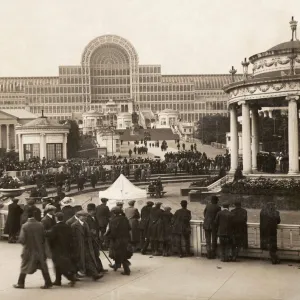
[99,174,147,209]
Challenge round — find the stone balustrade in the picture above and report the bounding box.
[1,213,300,261]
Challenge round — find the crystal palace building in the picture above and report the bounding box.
[0,35,233,123]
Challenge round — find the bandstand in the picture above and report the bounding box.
[224,17,300,175]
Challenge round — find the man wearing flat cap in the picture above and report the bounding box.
[21,198,41,225]
[125,200,140,252]
[203,196,221,259]
[71,210,103,281]
[96,198,110,249]
[140,201,154,251]
[231,199,248,261]
[106,207,131,275]
[41,204,57,259]
[215,202,233,262]
[142,202,164,256]
[86,203,107,273]
[172,200,192,258]
[46,212,76,287]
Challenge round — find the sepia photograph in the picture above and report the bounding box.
[0,0,300,299]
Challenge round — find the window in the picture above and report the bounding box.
[46,143,62,160]
[24,144,40,161]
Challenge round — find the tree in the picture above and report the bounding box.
[196,114,231,144]
[59,120,80,158]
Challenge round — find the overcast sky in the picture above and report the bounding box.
[0,0,299,76]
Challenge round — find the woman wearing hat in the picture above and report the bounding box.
[4,198,23,243]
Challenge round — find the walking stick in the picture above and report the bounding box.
[92,236,113,265]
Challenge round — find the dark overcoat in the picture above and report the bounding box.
[160,211,173,242]
[139,205,152,231]
[71,220,99,275]
[18,219,48,274]
[203,203,221,231]
[215,209,233,237]
[147,207,164,241]
[95,204,110,229]
[62,206,75,222]
[46,222,76,274]
[4,202,23,235]
[21,205,41,225]
[41,214,56,258]
[231,207,248,248]
[66,215,77,226]
[124,207,140,243]
[260,210,280,251]
[172,208,191,236]
[108,215,131,263]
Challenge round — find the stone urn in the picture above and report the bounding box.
[0,187,25,198]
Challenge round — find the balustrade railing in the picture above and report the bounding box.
[1,214,300,260]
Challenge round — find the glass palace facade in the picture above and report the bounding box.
[0,35,235,122]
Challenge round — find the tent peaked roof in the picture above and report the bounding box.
[99,174,146,201]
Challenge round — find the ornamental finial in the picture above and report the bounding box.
[290,16,298,41]
[241,58,250,80]
[229,66,237,82]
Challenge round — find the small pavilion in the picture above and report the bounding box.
[15,111,70,161]
[224,17,300,175]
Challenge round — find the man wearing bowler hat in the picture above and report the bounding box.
[96,198,110,248]
[172,200,192,258]
[215,202,233,262]
[203,196,221,259]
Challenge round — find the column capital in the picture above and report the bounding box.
[40,133,46,136]
[238,100,247,106]
[286,95,300,102]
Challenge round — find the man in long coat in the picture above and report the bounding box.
[71,210,103,281]
[106,206,131,275]
[215,202,233,262]
[41,204,57,259]
[4,198,23,243]
[260,202,281,264]
[231,200,248,261]
[140,201,154,251]
[203,196,221,259]
[146,201,164,256]
[124,200,140,252]
[46,212,76,287]
[13,207,52,289]
[20,199,41,225]
[86,203,107,273]
[161,206,173,257]
[172,200,192,257]
[96,198,110,248]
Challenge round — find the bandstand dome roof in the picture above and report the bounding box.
[268,40,300,51]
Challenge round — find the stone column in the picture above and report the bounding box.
[229,104,238,173]
[6,124,10,151]
[63,133,68,159]
[240,101,252,174]
[251,106,259,172]
[18,134,23,160]
[0,125,2,148]
[268,110,273,119]
[40,133,46,160]
[286,95,299,174]
[263,111,268,118]
[14,126,18,151]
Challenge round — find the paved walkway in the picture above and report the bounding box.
[0,241,299,300]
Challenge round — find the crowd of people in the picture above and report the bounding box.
[203,196,281,264]
[4,195,194,289]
